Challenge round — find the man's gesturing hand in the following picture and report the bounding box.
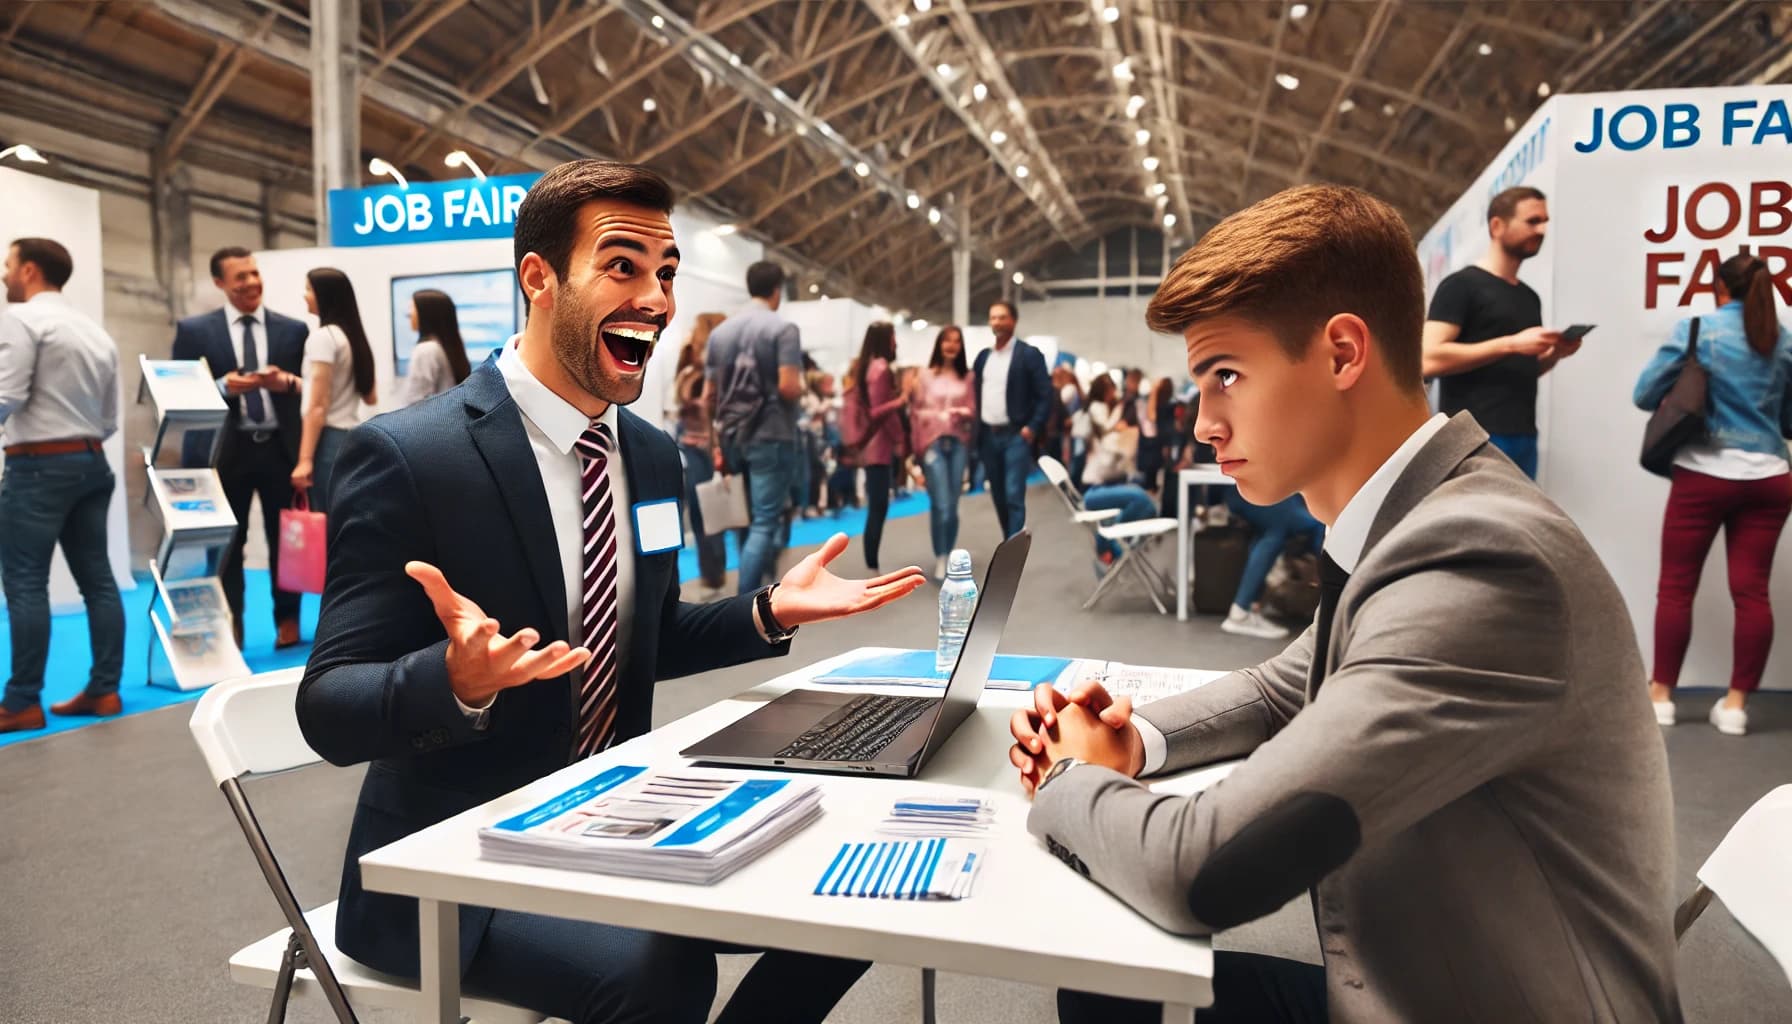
[768,533,926,627]
[407,561,590,709]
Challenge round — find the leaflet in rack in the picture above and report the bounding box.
[478,765,823,884]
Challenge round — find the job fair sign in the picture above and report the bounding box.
[326,172,543,248]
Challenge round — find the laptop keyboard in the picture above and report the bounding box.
[776,694,937,762]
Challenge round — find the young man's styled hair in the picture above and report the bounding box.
[745,261,786,299]
[10,237,73,288]
[209,245,253,281]
[1487,185,1546,225]
[513,160,675,311]
[1145,184,1426,391]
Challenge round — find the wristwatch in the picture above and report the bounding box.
[1038,756,1083,792]
[756,584,799,644]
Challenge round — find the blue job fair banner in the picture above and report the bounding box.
[326,171,544,248]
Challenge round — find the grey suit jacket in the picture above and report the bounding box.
[1030,413,1681,1022]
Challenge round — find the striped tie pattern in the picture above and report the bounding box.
[573,421,620,760]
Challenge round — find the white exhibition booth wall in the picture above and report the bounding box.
[252,206,763,433]
[1419,84,1792,691]
[0,167,136,612]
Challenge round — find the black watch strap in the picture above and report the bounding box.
[756,584,798,643]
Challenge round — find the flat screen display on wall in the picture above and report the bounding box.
[390,269,520,375]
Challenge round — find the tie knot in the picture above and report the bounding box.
[1319,552,1349,589]
[576,420,614,460]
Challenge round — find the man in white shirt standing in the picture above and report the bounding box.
[0,238,124,734]
[973,300,1052,538]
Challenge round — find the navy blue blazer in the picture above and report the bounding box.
[296,361,788,978]
[171,306,309,465]
[972,338,1053,439]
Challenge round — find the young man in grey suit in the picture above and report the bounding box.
[1009,185,1681,1022]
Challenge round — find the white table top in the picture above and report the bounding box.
[360,647,1230,1007]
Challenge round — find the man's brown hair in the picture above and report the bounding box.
[1145,184,1425,390]
[1487,185,1545,225]
[513,159,674,312]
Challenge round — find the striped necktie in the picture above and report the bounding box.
[573,420,620,760]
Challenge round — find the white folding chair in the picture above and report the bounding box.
[1675,783,1792,990]
[189,669,549,1024]
[1038,456,1178,614]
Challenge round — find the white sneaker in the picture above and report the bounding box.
[1709,700,1747,736]
[933,556,948,581]
[1221,606,1290,640]
[1653,700,1676,726]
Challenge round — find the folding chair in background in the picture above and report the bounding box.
[1038,456,1178,614]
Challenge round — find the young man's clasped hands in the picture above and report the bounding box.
[1009,683,1145,796]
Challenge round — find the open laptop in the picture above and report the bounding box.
[681,530,1031,777]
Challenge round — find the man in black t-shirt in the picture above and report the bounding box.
[1421,186,1581,478]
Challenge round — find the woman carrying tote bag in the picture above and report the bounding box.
[1632,253,1792,736]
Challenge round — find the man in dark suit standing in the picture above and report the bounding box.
[171,247,307,649]
[298,160,925,1024]
[973,300,1052,537]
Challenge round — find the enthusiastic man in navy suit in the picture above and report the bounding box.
[973,300,1053,537]
[171,247,309,648]
[298,161,925,1024]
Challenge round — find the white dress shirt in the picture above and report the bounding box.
[220,303,279,431]
[980,340,1015,426]
[1132,413,1450,774]
[0,292,119,444]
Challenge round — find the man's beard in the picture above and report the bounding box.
[1503,236,1544,262]
[550,292,649,408]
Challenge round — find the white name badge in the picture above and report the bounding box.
[633,498,684,555]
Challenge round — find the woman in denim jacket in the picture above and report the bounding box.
[1634,253,1792,736]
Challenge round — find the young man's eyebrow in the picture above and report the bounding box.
[1191,353,1236,378]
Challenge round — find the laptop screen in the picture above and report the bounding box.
[914,530,1031,766]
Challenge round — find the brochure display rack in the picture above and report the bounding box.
[138,356,247,690]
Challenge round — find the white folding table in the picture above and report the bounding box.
[360,647,1232,1024]
[1175,466,1240,621]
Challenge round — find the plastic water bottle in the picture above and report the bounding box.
[936,549,979,674]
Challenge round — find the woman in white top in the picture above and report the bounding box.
[292,267,377,511]
[396,288,472,408]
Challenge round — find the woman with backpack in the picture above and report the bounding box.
[1634,252,1792,736]
[291,267,377,511]
[844,322,908,571]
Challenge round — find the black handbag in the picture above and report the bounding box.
[1640,318,1708,478]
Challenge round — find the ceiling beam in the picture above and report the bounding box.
[158,10,280,166]
[1475,14,1590,52]
[365,0,477,83]
[1560,0,1674,92]
[1625,0,1751,89]
[742,106,946,229]
[1375,13,1473,154]
[1294,0,1396,183]
[3,3,35,45]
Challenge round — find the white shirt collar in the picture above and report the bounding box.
[1323,413,1449,573]
[25,291,68,307]
[496,335,618,454]
[228,303,267,330]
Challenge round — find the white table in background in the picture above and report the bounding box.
[1176,466,1240,622]
[360,647,1232,1024]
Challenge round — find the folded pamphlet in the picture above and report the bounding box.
[813,837,984,900]
[877,795,995,838]
[478,765,822,884]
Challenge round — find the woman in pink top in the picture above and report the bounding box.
[849,322,909,571]
[910,326,977,579]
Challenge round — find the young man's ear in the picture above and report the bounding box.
[1323,313,1371,392]
[518,253,556,313]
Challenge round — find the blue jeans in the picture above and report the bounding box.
[1226,491,1324,609]
[461,907,869,1024]
[979,426,1033,538]
[0,450,123,710]
[1487,432,1538,479]
[725,440,799,593]
[1084,484,1158,560]
[678,443,727,588]
[921,437,969,557]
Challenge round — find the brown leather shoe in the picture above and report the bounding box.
[275,619,302,649]
[0,705,46,733]
[51,692,122,717]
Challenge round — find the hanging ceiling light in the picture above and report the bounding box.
[912,318,929,330]
[1163,213,1177,229]
[906,193,922,209]
[1014,164,1029,178]
[854,161,871,177]
[927,207,942,225]
[913,0,931,10]
[641,97,657,112]
[443,150,487,180]
[1101,6,1120,23]
[990,129,1008,144]
[1112,60,1134,83]
[1125,94,1146,118]
[894,13,910,28]
[1135,128,1150,145]
[0,143,48,164]
[1011,271,1024,285]
[1338,98,1356,114]
[367,157,409,190]
[1537,81,1552,97]
[972,82,988,102]
[1478,42,1493,56]
[1275,73,1300,91]
[1142,156,1159,171]
[994,258,1005,270]
[527,65,550,106]
[712,224,738,236]
[1151,182,1167,195]
[1290,3,1309,19]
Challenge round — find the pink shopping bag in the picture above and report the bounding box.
[277,491,328,594]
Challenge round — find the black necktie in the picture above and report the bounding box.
[240,315,267,423]
[1311,553,1349,688]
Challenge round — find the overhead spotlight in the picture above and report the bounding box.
[809,283,820,294]
[913,0,931,10]
[367,157,408,190]
[972,81,989,102]
[907,193,922,209]
[1125,94,1146,118]
[894,13,910,28]
[854,161,871,177]
[1142,156,1159,171]
[713,223,738,236]
[1101,5,1120,23]
[1337,98,1356,114]
[1112,60,1134,83]
[1135,128,1150,145]
[1275,73,1300,91]
[1014,164,1029,179]
[1537,81,1552,97]
[1008,98,1024,114]
[795,124,809,136]
[912,318,929,330]
[1504,115,1517,132]
[1011,271,1024,285]
[994,258,1005,269]
[1382,102,1397,116]
[443,150,487,181]
[820,293,830,301]
[642,97,657,112]
[936,62,955,79]
[729,52,742,67]
[1155,194,1169,208]
[1163,213,1177,229]
[989,129,1008,144]
[1289,2,1309,19]
[650,14,665,28]
[527,64,550,106]
[1477,42,1493,56]
[1151,182,1167,195]
[928,207,942,225]
[0,144,47,165]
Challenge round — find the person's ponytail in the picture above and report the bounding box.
[1718,253,1779,356]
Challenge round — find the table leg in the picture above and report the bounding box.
[1162,1003,1197,1024]
[1176,475,1192,622]
[921,967,938,1024]
[417,898,459,1024]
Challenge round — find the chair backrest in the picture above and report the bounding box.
[1697,783,1792,985]
[1035,455,1084,513]
[189,668,319,784]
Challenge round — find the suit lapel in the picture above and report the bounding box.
[462,363,570,644]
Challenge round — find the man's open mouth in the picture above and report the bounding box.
[600,326,656,370]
